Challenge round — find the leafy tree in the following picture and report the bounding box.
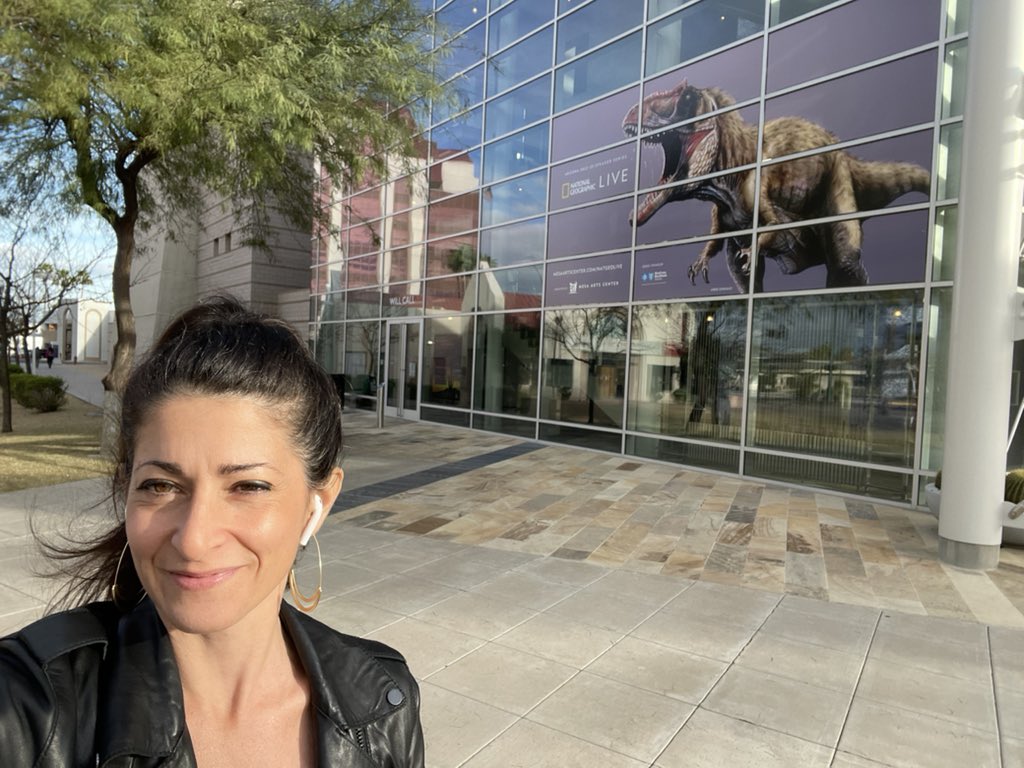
[0,0,442,404]
[0,182,97,433]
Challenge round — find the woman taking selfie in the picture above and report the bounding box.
[0,296,424,767]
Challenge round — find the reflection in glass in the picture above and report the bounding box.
[487,27,553,97]
[435,23,486,82]
[646,0,764,77]
[489,0,553,54]
[538,422,623,452]
[625,435,739,473]
[557,0,642,63]
[431,107,482,156]
[319,289,346,323]
[541,306,627,427]
[423,315,474,408]
[932,206,957,281]
[433,65,485,124]
[481,169,548,227]
[429,150,481,201]
[425,274,473,313]
[482,123,550,184]
[922,287,951,472]
[474,413,537,438]
[947,0,971,35]
[747,291,924,468]
[942,40,968,119]
[342,320,381,406]
[384,208,427,249]
[315,323,344,374]
[769,0,841,26]
[627,301,746,443]
[347,255,381,288]
[937,122,962,200]
[745,452,913,502]
[381,282,424,317]
[345,289,382,320]
[475,312,541,416]
[477,264,543,312]
[436,0,484,38]
[485,75,552,141]
[555,32,641,113]
[347,222,380,258]
[427,191,480,239]
[349,186,385,223]
[427,232,478,277]
[480,217,546,267]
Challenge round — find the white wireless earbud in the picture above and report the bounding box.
[299,496,324,547]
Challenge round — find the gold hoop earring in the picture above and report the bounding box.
[111,541,146,610]
[288,534,322,613]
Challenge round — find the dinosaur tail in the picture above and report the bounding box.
[849,158,930,211]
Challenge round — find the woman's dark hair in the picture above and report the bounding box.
[43,295,343,611]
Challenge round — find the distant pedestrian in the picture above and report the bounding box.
[43,346,54,368]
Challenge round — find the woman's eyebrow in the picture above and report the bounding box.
[135,459,182,474]
[219,463,272,475]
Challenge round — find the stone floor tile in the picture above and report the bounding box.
[0,605,43,635]
[584,636,727,704]
[839,698,999,768]
[366,617,482,679]
[655,708,833,768]
[857,657,997,733]
[1004,735,1024,768]
[830,752,898,767]
[426,643,576,715]
[494,612,622,668]
[760,602,877,655]
[876,610,988,646]
[413,591,536,640]
[345,574,458,615]
[631,610,759,663]
[468,570,580,611]
[544,584,665,634]
[0,581,45,617]
[339,537,459,573]
[591,568,691,604]
[314,559,386,597]
[461,719,646,768]
[315,596,404,637]
[528,671,694,763]
[736,631,864,694]
[420,682,517,768]
[661,579,780,630]
[515,556,608,587]
[703,666,849,746]
[991,625,1024,689]
[868,626,990,683]
[996,685,1024,741]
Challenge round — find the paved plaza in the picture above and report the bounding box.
[1,361,1023,766]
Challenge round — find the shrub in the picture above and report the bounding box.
[7,363,23,375]
[10,374,67,412]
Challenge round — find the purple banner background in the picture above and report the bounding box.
[643,37,764,104]
[551,86,642,163]
[545,252,630,306]
[634,242,743,301]
[549,144,637,211]
[547,198,634,259]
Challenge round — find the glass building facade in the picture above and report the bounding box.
[311,0,980,505]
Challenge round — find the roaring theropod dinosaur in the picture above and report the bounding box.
[622,81,930,291]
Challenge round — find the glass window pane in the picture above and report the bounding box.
[434,65,485,124]
[427,190,480,239]
[487,26,553,97]
[435,23,486,82]
[541,306,627,427]
[345,289,382,320]
[485,74,552,141]
[745,452,913,502]
[341,320,381,405]
[942,40,969,119]
[431,107,482,156]
[425,275,473,313]
[627,301,746,443]
[947,0,971,35]
[347,255,380,288]
[315,323,345,375]
[921,287,951,471]
[429,150,481,201]
[382,282,424,317]
[937,122,963,200]
[538,422,623,451]
[768,0,837,25]
[382,207,428,249]
[557,0,642,63]
[489,0,554,53]
[477,264,543,311]
[426,232,479,277]
[474,413,537,438]
[625,435,739,473]
[481,169,548,227]
[481,216,547,267]
[482,123,550,184]
[747,291,924,468]
[556,31,641,113]
[383,246,425,284]
[646,0,764,78]
[424,315,474,408]
[932,205,958,281]
[474,311,541,416]
[436,0,485,38]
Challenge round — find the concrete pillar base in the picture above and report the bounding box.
[938,536,1000,570]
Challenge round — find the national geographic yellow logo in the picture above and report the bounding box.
[561,182,571,200]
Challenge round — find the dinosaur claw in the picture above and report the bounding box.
[701,266,709,284]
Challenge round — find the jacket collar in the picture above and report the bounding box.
[96,600,397,765]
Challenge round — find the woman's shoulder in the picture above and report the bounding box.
[2,602,120,666]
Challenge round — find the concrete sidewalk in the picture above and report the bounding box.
[1,406,1023,766]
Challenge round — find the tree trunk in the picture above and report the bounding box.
[21,337,32,374]
[100,220,137,454]
[1,332,12,434]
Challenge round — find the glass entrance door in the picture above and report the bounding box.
[385,319,422,419]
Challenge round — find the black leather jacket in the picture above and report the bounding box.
[0,600,424,767]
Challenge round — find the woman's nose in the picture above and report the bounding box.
[170,494,222,558]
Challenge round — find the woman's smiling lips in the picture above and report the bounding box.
[166,567,240,591]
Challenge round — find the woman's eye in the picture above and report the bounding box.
[233,481,271,494]
[138,479,177,494]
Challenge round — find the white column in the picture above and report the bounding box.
[939,0,1024,569]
